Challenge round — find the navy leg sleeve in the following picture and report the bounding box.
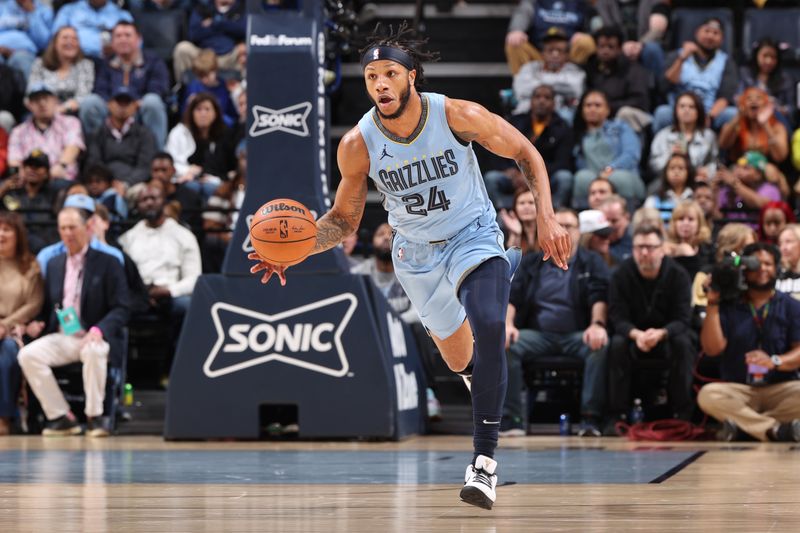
[458,257,510,461]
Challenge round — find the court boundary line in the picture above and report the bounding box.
[648,451,706,484]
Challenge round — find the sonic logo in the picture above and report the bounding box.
[203,294,358,378]
[250,102,312,137]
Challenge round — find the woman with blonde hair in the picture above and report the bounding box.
[664,200,714,280]
[776,224,800,299]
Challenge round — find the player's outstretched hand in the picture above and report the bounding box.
[538,215,571,270]
[248,252,288,286]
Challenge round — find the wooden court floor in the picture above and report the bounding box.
[1,435,799,532]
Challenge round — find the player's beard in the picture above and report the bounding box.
[372,80,412,121]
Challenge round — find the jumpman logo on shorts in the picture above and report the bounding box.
[379,144,393,160]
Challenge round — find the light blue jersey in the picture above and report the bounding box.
[357,92,496,243]
[357,92,509,338]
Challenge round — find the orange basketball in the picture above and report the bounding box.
[250,199,317,266]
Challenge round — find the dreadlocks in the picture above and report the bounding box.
[359,21,440,88]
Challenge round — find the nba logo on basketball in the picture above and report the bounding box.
[279,220,289,239]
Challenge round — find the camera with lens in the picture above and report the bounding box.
[710,253,761,303]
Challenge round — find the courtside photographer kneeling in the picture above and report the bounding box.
[699,242,800,442]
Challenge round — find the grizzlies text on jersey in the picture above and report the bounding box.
[357,92,496,242]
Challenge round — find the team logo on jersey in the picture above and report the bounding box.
[379,144,393,160]
[250,102,312,137]
[203,294,358,379]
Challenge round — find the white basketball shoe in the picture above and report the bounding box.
[460,454,498,510]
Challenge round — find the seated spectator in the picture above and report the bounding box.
[691,223,757,309]
[36,193,124,277]
[654,17,738,132]
[737,38,794,129]
[777,224,800,300]
[28,26,95,117]
[664,200,714,281]
[571,90,644,208]
[600,194,633,263]
[118,184,202,377]
[593,0,669,79]
[584,26,651,134]
[699,242,800,442]
[165,92,237,200]
[719,87,789,165]
[18,203,130,437]
[649,92,718,180]
[504,0,598,74]
[758,201,794,245]
[644,153,695,222]
[0,211,44,436]
[203,140,246,272]
[181,49,238,128]
[82,164,127,223]
[631,206,665,235]
[0,63,26,133]
[8,83,84,181]
[715,151,783,220]
[148,152,204,240]
[85,86,157,191]
[512,27,586,123]
[503,208,608,436]
[0,0,53,78]
[52,0,133,59]
[499,189,539,255]
[608,223,695,425]
[0,150,68,252]
[487,85,573,209]
[578,208,615,269]
[693,182,718,233]
[172,0,246,82]
[80,22,169,149]
[587,177,614,210]
[351,222,419,323]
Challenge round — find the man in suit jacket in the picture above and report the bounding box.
[18,203,129,437]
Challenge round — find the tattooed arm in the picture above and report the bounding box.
[250,126,369,285]
[445,97,571,268]
[311,126,369,254]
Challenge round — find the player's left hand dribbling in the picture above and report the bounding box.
[248,252,288,286]
[538,215,571,270]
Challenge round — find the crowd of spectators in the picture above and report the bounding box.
[0,0,248,436]
[492,0,800,440]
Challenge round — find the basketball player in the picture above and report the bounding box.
[250,25,570,510]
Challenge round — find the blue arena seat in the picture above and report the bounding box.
[135,9,186,61]
[742,8,800,61]
[670,8,735,55]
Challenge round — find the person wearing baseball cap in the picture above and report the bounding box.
[0,148,67,252]
[512,25,587,119]
[579,209,615,268]
[84,83,157,189]
[7,81,85,180]
[716,150,784,220]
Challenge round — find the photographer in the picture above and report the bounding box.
[699,242,800,442]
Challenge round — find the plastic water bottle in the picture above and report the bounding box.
[629,398,645,424]
[124,383,134,407]
[559,413,571,435]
